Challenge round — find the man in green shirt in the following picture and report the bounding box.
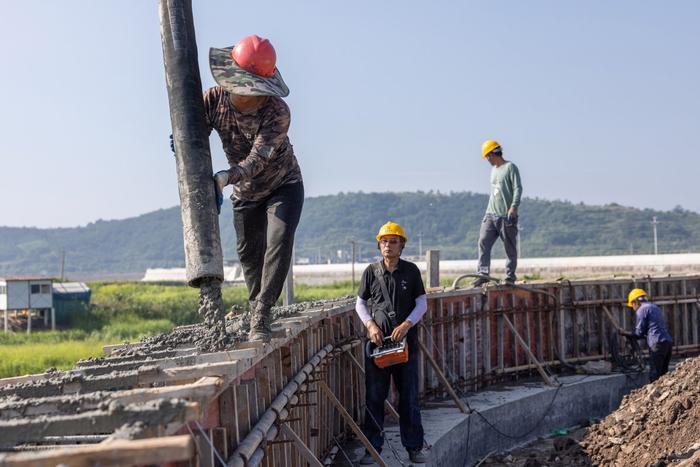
[472,140,523,286]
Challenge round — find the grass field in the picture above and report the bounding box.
[0,315,174,378]
[0,281,354,378]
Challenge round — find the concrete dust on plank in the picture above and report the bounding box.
[110,296,355,356]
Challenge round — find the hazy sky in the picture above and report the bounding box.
[1,1,698,228]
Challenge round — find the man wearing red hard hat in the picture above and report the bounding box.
[207,35,303,342]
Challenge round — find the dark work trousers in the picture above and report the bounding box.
[364,345,424,452]
[648,340,672,382]
[233,182,304,313]
[477,213,519,281]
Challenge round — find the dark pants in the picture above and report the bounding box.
[649,340,672,382]
[477,213,518,281]
[364,345,424,452]
[233,182,304,313]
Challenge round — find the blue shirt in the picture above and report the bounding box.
[632,302,673,348]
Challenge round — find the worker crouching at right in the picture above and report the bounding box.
[619,288,673,382]
[355,222,428,464]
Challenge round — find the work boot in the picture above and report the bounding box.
[248,307,272,343]
[471,275,489,287]
[501,277,516,286]
[408,448,428,464]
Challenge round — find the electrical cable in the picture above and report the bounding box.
[423,325,565,442]
[608,329,645,374]
[363,397,408,467]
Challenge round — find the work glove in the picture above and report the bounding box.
[213,170,230,215]
[169,134,175,156]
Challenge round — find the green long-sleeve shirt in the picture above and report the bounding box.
[486,161,522,217]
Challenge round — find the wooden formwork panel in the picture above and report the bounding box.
[2,277,699,466]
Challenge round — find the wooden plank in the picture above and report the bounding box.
[428,301,439,391]
[524,297,532,372]
[483,291,492,375]
[502,315,556,386]
[0,376,221,420]
[458,301,467,384]
[235,384,251,444]
[219,385,237,454]
[557,289,566,361]
[195,430,215,467]
[602,305,623,332]
[437,299,446,396]
[280,421,324,467]
[417,335,469,414]
[536,295,544,361]
[693,298,700,345]
[9,351,225,387]
[496,298,505,370]
[418,317,426,394]
[682,280,689,346]
[345,350,400,422]
[256,365,273,467]
[511,294,518,370]
[318,381,386,467]
[0,401,199,449]
[212,427,229,464]
[0,360,246,400]
[447,301,456,384]
[470,298,479,392]
[0,435,194,467]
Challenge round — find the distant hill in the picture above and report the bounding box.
[1,191,699,277]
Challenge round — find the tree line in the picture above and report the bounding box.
[1,191,698,276]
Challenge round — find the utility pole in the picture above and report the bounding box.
[652,216,659,255]
[60,250,65,282]
[418,232,423,258]
[349,239,357,290]
[517,225,522,259]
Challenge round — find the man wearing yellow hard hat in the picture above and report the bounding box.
[472,140,523,286]
[619,288,673,382]
[354,221,428,464]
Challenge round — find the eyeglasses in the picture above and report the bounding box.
[379,238,401,245]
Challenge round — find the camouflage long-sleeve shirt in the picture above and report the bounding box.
[203,86,303,202]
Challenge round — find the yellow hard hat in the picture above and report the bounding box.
[627,288,647,308]
[376,221,407,242]
[482,139,501,159]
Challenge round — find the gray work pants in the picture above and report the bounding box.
[233,182,304,315]
[477,213,518,281]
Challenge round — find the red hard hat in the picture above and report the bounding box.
[231,35,277,78]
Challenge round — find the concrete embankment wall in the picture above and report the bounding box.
[425,372,646,466]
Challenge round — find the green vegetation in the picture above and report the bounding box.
[295,281,354,300]
[0,281,355,378]
[0,316,174,378]
[2,192,699,276]
[0,341,106,380]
